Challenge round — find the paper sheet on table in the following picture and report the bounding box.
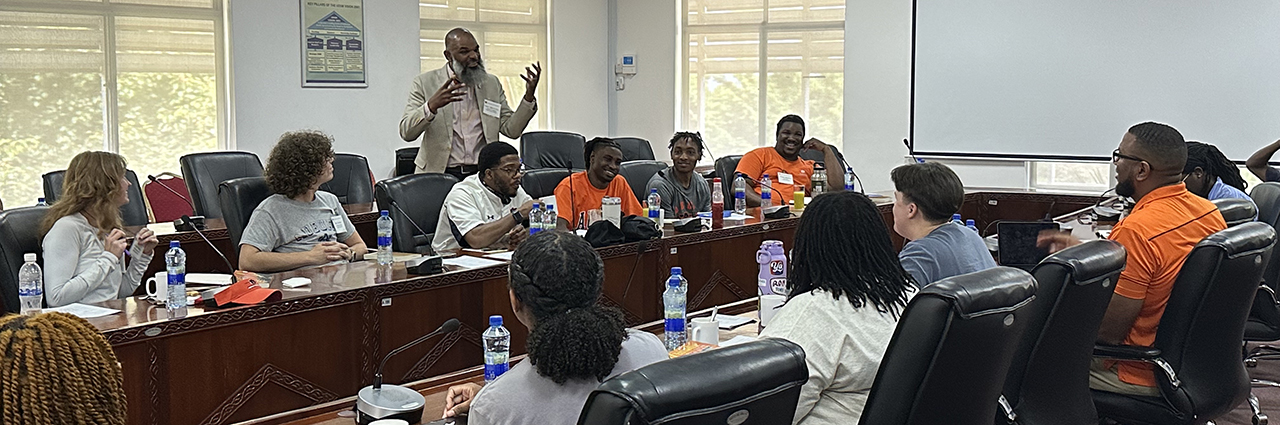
[443,256,507,269]
[483,251,514,261]
[717,315,755,330]
[46,303,121,318]
[719,335,758,347]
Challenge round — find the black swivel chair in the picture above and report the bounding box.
[577,339,808,424]
[715,155,743,202]
[395,146,419,177]
[0,206,48,314]
[520,131,586,170]
[521,169,571,199]
[1092,222,1275,425]
[799,145,841,165]
[1246,183,1280,367]
[374,173,457,254]
[180,151,263,220]
[319,153,374,204]
[618,160,668,204]
[1214,198,1258,227]
[859,267,1038,425]
[997,240,1127,425]
[614,137,656,161]
[217,177,272,251]
[43,169,149,226]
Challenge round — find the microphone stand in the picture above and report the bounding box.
[181,215,238,284]
[388,201,443,275]
[356,318,461,424]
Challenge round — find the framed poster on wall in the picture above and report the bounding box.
[300,0,367,88]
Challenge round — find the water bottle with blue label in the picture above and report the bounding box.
[760,174,773,208]
[952,214,963,226]
[543,204,557,232]
[966,219,979,234]
[165,241,187,316]
[647,188,663,230]
[483,315,510,382]
[733,175,747,214]
[18,253,42,315]
[529,202,543,235]
[663,267,687,350]
[376,210,393,265]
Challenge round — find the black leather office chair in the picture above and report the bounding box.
[43,169,149,226]
[395,146,419,177]
[715,155,743,202]
[577,339,808,425]
[799,146,841,166]
[1254,183,1280,228]
[374,173,457,254]
[217,177,271,250]
[0,206,48,314]
[521,168,571,199]
[1246,183,1280,367]
[520,131,586,170]
[1214,198,1258,227]
[997,240,1127,425]
[319,153,374,204]
[858,267,1038,425]
[614,137,656,161]
[1092,222,1275,425]
[180,151,263,219]
[618,160,667,204]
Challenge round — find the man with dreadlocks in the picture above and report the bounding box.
[553,137,643,230]
[645,131,712,218]
[1183,141,1251,202]
[761,191,918,424]
[0,312,126,424]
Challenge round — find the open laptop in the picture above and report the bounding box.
[997,221,1061,271]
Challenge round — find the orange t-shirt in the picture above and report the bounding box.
[1106,183,1226,387]
[734,147,816,203]
[553,171,644,230]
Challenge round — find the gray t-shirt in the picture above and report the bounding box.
[468,330,669,425]
[644,167,712,219]
[898,222,998,287]
[239,191,356,254]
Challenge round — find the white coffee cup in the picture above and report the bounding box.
[145,272,168,302]
[689,317,720,345]
[759,294,786,331]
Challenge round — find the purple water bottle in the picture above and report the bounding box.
[756,240,788,296]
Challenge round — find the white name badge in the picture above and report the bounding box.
[777,172,795,185]
[482,99,501,118]
[331,215,348,235]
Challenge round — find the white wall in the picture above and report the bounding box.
[229,0,420,178]
[550,0,610,139]
[610,0,679,162]
[842,0,913,192]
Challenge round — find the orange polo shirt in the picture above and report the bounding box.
[1106,183,1225,387]
[734,147,816,202]
[553,171,643,230]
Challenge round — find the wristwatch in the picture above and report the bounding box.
[511,208,525,225]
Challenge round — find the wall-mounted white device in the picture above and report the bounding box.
[615,54,637,90]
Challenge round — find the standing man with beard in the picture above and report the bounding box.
[1039,122,1225,397]
[432,142,534,253]
[735,115,844,208]
[400,27,541,181]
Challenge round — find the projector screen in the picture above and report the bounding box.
[912,0,1280,160]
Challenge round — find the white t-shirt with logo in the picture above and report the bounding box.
[431,174,533,253]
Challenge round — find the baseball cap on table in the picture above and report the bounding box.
[213,279,282,307]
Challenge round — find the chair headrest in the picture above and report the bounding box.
[1037,239,1127,285]
[1212,197,1258,226]
[920,267,1038,319]
[1200,221,1276,258]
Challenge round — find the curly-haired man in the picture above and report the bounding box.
[238,130,368,272]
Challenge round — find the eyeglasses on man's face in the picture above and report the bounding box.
[1111,149,1146,164]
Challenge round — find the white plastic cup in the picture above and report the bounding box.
[759,294,786,332]
[145,272,168,302]
[690,317,720,345]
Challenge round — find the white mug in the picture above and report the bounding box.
[689,317,719,345]
[145,272,168,302]
[759,294,786,331]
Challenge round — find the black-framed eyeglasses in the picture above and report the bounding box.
[1112,149,1146,164]
[496,165,522,177]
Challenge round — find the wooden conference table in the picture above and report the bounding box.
[91,190,1098,425]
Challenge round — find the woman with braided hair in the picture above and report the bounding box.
[0,312,126,424]
[761,190,918,425]
[1183,141,1252,202]
[441,231,668,424]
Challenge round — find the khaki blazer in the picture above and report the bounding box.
[399,65,537,172]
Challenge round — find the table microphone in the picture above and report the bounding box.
[148,174,205,230]
[356,318,461,425]
[181,215,237,284]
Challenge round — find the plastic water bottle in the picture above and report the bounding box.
[164,241,187,315]
[18,253,42,315]
[543,204,556,232]
[529,202,543,235]
[483,315,511,383]
[966,219,979,234]
[711,178,724,229]
[663,267,688,350]
[376,210,393,265]
[844,167,855,191]
[35,198,47,207]
[733,175,747,214]
[952,214,963,226]
[647,188,663,230]
[811,164,826,198]
[761,174,773,208]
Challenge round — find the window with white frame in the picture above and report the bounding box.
[1031,161,1111,191]
[0,0,224,208]
[418,0,547,132]
[684,0,844,158]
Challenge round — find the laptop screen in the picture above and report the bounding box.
[997,221,1061,268]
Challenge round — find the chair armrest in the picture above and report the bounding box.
[1092,344,1180,388]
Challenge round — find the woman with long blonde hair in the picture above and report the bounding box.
[0,311,127,424]
[41,151,158,307]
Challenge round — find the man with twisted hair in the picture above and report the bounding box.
[0,312,126,424]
